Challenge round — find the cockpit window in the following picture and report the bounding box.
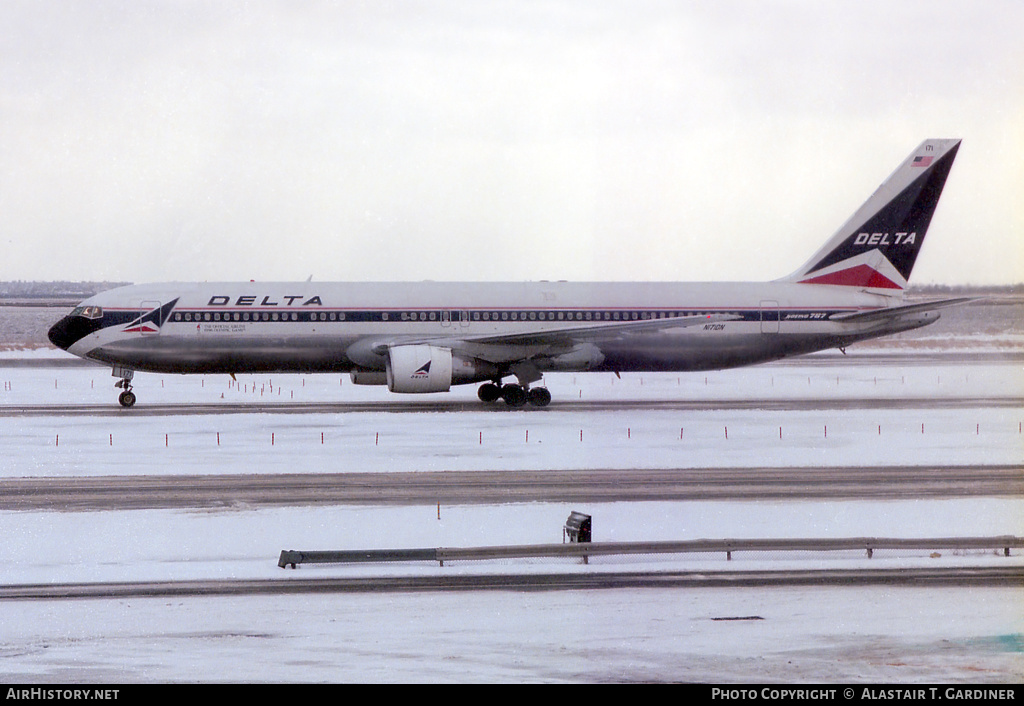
[71,306,103,319]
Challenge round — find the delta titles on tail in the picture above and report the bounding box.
[49,139,966,408]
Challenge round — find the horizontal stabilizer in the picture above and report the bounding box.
[829,297,974,323]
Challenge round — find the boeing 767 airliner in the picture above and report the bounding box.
[49,138,965,408]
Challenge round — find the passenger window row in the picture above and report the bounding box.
[169,310,723,323]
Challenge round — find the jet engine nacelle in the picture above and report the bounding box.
[386,344,500,393]
[386,344,453,393]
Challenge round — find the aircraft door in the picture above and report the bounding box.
[759,300,780,334]
[440,310,470,328]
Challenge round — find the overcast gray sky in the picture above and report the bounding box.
[1,1,1021,285]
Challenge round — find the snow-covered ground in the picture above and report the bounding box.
[0,351,1021,683]
[1,354,1021,477]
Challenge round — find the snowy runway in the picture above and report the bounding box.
[0,351,1021,682]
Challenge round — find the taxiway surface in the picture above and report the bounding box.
[2,465,1022,511]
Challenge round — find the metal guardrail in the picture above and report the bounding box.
[279,536,1024,568]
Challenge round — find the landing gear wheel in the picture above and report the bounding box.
[118,390,137,408]
[527,387,551,407]
[478,382,502,403]
[501,384,528,408]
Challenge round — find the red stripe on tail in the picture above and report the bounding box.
[799,264,903,289]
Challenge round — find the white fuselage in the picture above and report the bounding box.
[61,280,926,379]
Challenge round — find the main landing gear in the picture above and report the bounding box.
[114,369,136,408]
[477,381,551,408]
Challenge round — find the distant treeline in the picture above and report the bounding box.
[0,281,132,299]
[908,283,1024,296]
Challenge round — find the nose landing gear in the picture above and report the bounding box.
[117,388,137,407]
[114,369,136,407]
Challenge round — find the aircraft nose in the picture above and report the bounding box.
[49,314,103,351]
[48,316,76,350]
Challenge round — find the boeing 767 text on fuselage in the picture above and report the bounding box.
[49,139,966,408]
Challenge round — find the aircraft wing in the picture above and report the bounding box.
[829,297,975,324]
[367,312,741,361]
[457,312,742,346]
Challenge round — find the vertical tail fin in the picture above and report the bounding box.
[783,139,960,290]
